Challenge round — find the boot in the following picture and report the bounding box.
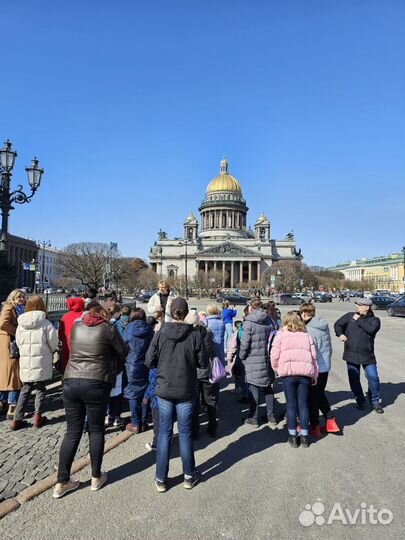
[325,417,340,433]
[6,404,16,420]
[33,412,47,428]
[309,425,322,439]
[0,400,8,414]
[10,419,28,431]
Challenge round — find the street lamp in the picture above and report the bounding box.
[178,239,189,300]
[0,140,44,252]
[38,240,51,291]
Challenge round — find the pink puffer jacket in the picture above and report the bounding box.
[271,330,319,380]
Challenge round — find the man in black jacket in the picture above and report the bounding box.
[145,297,208,493]
[334,298,383,413]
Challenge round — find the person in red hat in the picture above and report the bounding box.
[58,297,85,372]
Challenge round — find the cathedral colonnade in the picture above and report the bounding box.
[197,259,261,288]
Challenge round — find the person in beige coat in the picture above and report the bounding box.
[13,295,58,430]
[0,289,26,419]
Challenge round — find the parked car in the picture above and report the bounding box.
[136,290,156,303]
[20,287,32,294]
[387,295,405,317]
[313,292,333,303]
[217,292,251,305]
[277,293,303,305]
[294,292,313,303]
[56,287,66,293]
[370,296,395,310]
[44,287,57,294]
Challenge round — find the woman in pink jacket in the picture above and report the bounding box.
[271,311,318,448]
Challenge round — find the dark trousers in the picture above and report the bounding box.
[192,380,217,434]
[57,378,111,483]
[108,395,122,418]
[282,376,311,433]
[347,362,380,404]
[14,381,47,421]
[248,383,274,423]
[152,407,160,447]
[308,372,331,426]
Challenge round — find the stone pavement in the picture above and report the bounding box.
[0,377,128,502]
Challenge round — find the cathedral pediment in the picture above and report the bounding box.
[198,242,259,257]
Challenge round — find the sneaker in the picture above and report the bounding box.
[53,479,80,499]
[113,417,124,427]
[373,402,384,414]
[105,416,114,427]
[145,442,156,451]
[288,435,299,448]
[154,478,167,493]
[91,472,108,491]
[183,471,201,490]
[126,423,140,434]
[244,417,259,428]
[300,435,310,448]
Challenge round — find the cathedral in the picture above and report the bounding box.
[149,158,302,288]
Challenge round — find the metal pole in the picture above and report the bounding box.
[185,240,188,300]
[0,172,11,253]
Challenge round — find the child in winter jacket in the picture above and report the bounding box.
[13,295,58,430]
[299,303,338,436]
[271,311,318,448]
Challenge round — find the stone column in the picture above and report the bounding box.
[214,260,217,273]
[204,261,208,281]
[239,261,243,284]
[248,262,252,283]
[230,261,234,287]
[222,262,226,287]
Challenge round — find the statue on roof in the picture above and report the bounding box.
[285,230,295,241]
[158,229,167,240]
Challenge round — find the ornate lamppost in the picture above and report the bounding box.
[0,139,44,298]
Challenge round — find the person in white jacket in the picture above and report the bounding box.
[147,279,176,323]
[13,295,58,430]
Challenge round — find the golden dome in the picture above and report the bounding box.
[206,158,242,194]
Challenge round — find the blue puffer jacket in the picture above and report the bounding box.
[123,320,154,400]
[205,315,225,364]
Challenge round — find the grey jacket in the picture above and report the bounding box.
[239,309,272,387]
[305,317,332,373]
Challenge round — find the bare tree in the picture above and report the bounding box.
[57,242,118,289]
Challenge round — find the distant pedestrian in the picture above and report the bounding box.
[334,298,383,413]
[83,287,98,308]
[271,311,318,448]
[0,289,26,419]
[145,297,208,493]
[54,304,128,499]
[205,304,225,366]
[221,300,237,354]
[13,295,59,429]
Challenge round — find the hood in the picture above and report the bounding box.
[306,316,328,331]
[245,309,270,325]
[67,297,85,313]
[17,310,46,329]
[127,320,153,338]
[82,313,106,327]
[160,322,194,342]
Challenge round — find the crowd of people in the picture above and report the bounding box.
[0,279,384,498]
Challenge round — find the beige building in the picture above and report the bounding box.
[149,158,302,288]
[329,253,405,293]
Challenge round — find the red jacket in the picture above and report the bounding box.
[59,297,85,371]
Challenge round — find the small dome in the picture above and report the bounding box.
[184,212,197,223]
[206,158,242,194]
[255,213,269,225]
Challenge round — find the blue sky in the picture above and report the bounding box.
[2,0,404,266]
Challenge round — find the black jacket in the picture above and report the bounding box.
[66,320,129,385]
[334,311,381,365]
[145,322,208,401]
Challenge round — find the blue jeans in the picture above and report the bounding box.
[282,376,311,435]
[156,397,196,482]
[346,362,380,404]
[224,323,233,352]
[0,390,19,405]
[128,398,143,427]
